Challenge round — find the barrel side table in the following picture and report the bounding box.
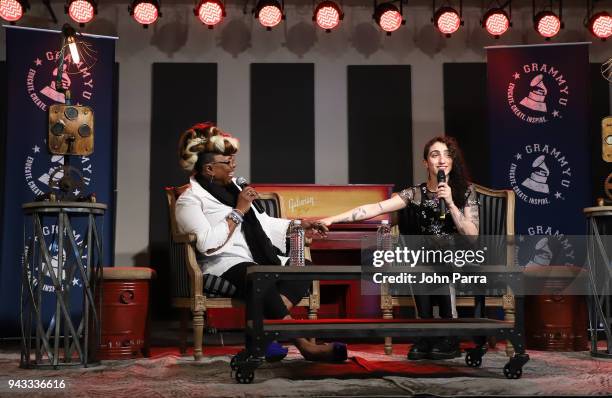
[20,201,107,369]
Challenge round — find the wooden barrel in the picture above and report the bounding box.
[524,266,588,351]
[97,267,156,360]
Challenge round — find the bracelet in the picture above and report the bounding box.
[227,209,244,225]
[234,208,245,218]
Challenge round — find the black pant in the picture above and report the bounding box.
[414,294,453,319]
[221,262,311,320]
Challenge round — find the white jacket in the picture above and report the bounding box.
[175,177,291,276]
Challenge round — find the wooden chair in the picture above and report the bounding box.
[165,184,320,361]
[381,184,516,355]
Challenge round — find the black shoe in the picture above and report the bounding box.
[429,338,461,360]
[407,339,431,360]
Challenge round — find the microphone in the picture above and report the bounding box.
[436,170,446,220]
[236,176,264,213]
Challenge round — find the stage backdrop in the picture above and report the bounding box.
[487,43,591,266]
[0,26,116,336]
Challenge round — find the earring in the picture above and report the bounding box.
[209,174,214,183]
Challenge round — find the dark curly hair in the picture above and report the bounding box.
[423,136,471,209]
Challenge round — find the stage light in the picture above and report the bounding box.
[129,0,161,27]
[66,0,96,25]
[373,2,404,34]
[195,0,225,28]
[0,0,28,23]
[314,1,343,32]
[434,6,461,37]
[587,11,612,40]
[534,11,561,38]
[482,8,510,38]
[255,0,283,29]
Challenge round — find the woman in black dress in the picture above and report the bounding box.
[320,136,479,360]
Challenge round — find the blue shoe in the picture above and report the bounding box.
[330,342,348,362]
[265,341,288,362]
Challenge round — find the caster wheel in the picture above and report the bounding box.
[230,350,249,371]
[465,353,482,368]
[503,364,523,379]
[235,369,255,384]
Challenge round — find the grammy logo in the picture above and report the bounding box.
[521,154,550,194]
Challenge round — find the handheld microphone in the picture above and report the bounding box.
[236,176,264,213]
[436,170,446,220]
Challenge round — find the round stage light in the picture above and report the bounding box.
[255,0,283,29]
[587,12,612,40]
[483,8,509,37]
[0,0,26,22]
[67,0,96,25]
[314,1,342,31]
[534,11,561,38]
[195,0,224,27]
[434,7,461,36]
[130,0,160,26]
[373,3,403,33]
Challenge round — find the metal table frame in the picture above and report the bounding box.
[20,201,106,369]
[231,265,530,383]
[584,206,612,358]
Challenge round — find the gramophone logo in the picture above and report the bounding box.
[22,235,86,293]
[24,140,94,197]
[25,49,94,112]
[508,144,572,205]
[517,226,576,267]
[506,63,569,124]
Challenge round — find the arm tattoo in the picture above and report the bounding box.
[378,203,384,212]
[351,207,367,221]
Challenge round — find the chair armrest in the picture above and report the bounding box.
[174,233,197,244]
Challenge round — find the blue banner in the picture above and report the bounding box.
[486,43,591,265]
[0,26,116,336]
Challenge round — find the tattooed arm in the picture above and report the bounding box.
[320,195,407,226]
[448,186,479,236]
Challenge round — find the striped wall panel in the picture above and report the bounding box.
[149,62,217,316]
[347,65,413,191]
[443,63,489,186]
[250,63,315,183]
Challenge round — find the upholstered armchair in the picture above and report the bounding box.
[380,184,516,355]
[165,185,319,360]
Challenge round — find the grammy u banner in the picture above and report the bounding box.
[487,43,590,267]
[0,26,116,336]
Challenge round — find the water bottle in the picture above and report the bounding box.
[376,219,392,251]
[289,219,305,266]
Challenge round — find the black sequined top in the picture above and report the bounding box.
[397,183,479,237]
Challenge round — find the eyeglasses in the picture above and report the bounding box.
[210,159,236,166]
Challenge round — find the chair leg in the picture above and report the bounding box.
[503,293,515,357]
[179,308,188,356]
[308,305,318,343]
[384,337,393,355]
[193,310,205,361]
[381,284,393,355]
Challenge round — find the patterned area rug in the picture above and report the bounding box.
[0,343,611,397]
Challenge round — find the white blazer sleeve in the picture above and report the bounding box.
[255,210,291,254]
[175,194,232,256]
